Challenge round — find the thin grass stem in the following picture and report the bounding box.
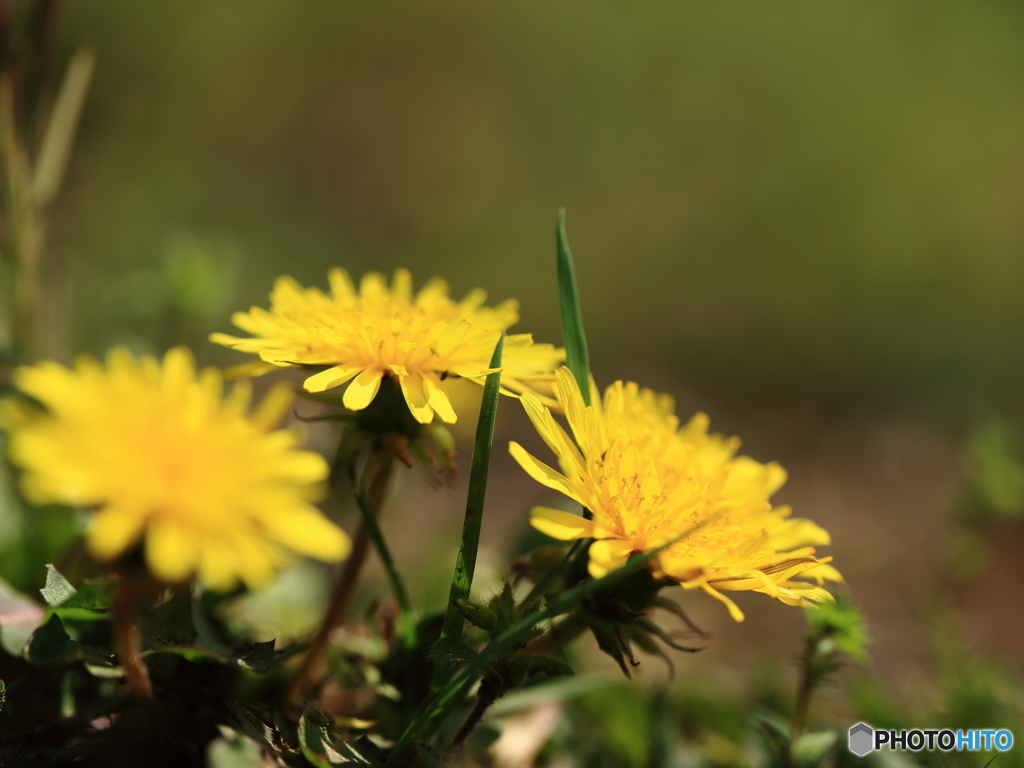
[556,210,591,406]
[429,334,504,694]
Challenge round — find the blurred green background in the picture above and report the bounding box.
[11,0,1024,756]
[53,0,1024,426]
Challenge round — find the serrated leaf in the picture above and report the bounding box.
[453,600,498,635]
[40,564,77,607]
[137,587,197,650]
[25,613,82,666]
[63,579,115,612]
[299,703,381,766]
[386,535,708,767]
[490,581,516,631]
[237,639,276,673]
[225,700,280,755]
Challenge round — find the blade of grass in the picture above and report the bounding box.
[386,520,709,765]
[32,48,95,208]
[353,491,415,646]
[429,334,505,694]
[556,209,591,406]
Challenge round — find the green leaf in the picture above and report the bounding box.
[299,703,381,766]
[805,592,869,662]
[488,675,614,717]
[430,334,504,693]
[236,639,276,673]
[225,700,280,755]
[755,713,791,759]
[63,579,115,611]
[25,613,82,666]
[32,48,96,207]
[792,731,837,765]
[0,576,45,656]
[428,636,476,664]
[137,587,197,650]
[386,519,709,767]
[465,723,502,752]
[556,210,592,406]
[489,580,516,633]
[385,530,702,766]
[206,726,267,768]
[40,564,77,607]
[453,600,498,635]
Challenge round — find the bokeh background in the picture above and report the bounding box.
[12,0,1024,749]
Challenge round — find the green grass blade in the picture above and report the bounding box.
[353,491,415,646]
[428,333,505,694]
[556,209,592,406]
[386,521,706,765]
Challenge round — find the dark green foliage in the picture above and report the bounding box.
[24,614,81,667]
[235,640,276,674]
[0,567,362,766]
[299,703,382,767]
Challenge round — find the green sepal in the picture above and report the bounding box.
[508,654,575,685]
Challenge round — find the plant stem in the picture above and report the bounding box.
[450,678,500,749]
[791,662,814,743]
[0,64,44,362]
[787,635,822,767]
[288,449,394,703]
[353,490,415,646]
[112,576,153,699]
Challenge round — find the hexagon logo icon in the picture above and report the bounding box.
[848,723,874,757]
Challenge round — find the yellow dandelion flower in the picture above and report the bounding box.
[2,347,349,590]
[209,269,564,424]
[509,368,842,622]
